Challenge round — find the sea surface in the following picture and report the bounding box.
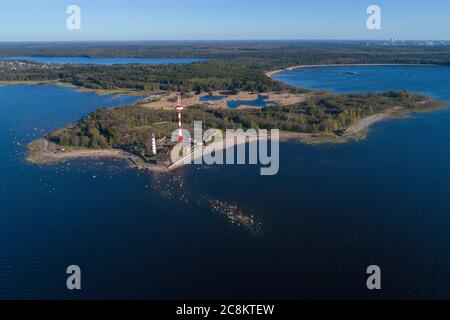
[2,56,206,65]
[273,65,450,100]
[2,66,450,299]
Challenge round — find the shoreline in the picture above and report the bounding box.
[20,63,447,171]
[26,105,396,169]
[27,135,265,171]
[27,139,170,172]
[264,63,446,141]
[265,63,435,78]
[345,106,403,135]
[0,80,146,96]
[25,101,442,172]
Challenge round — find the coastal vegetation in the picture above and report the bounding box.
[0,60,289,93]
[44,91,442,160]
[2,42,446,166]
[3,42,450,93]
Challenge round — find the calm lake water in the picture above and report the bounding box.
[227,95,271,108]
[199,95,271,108]
[2,65,450,299]
[199,95,228,102]
[3,56,206,65]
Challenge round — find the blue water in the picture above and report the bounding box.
[199,95,271,108]
[2,66,450,299]
[273,65,450,101]
[199,95,228,102]
[2,56,206,65]
[227,95,271,108]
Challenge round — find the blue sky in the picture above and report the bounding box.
[0,0,449,41]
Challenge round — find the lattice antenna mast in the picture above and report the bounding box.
[175,94,184,142]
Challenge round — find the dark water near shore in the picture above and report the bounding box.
[2,65,450,299]
[2,56,206,65]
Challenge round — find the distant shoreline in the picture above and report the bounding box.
[0,80,145,96]
[265,63,436,78]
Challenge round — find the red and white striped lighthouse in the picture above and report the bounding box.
[175,94,184,142]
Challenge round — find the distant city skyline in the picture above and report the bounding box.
[0,0,449,41]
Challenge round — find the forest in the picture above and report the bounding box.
[0,60,290,93]
[46,91,442,157]
[3,42,446,158]
[2,42,450,93]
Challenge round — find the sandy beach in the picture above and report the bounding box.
[345,107,403,135]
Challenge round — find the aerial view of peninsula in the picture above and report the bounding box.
[2,0,450,310]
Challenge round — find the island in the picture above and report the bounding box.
[0,42,448,171]
[25,89,443,172]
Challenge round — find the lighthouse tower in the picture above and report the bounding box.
[175,94,184,142]
[151,133,157,156]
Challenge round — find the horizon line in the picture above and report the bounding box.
[0,39,449,44]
